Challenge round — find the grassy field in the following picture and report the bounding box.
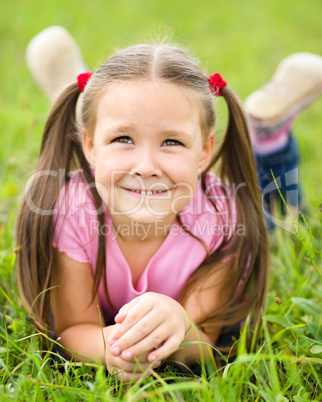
[1,0,321,400]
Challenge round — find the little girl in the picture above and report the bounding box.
[16,40,269,380]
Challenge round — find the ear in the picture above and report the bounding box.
[198,130,215,174]
[82,130,96,166]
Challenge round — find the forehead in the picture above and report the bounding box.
[94,80,202,133]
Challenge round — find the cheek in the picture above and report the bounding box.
[94,177,110,204]
[172,156,200,182]
[94,168,124,193]
[92,162,114,203]
[171,169,199,214]
[94,147,134,172]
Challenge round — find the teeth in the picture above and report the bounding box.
[132,189,166,194]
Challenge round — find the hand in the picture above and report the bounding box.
[105,341,160,381]
[107,292,190,365]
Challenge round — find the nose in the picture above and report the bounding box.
[130,147,162,177]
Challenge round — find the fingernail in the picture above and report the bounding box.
[111,346,120,356]
[149,355,156,362]
[109,339,116,346]
[124,350,133,360]
[153,361,161,368]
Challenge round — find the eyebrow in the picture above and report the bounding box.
[159,129,194,139]
[103,126,194,139]
[103,125,136,135]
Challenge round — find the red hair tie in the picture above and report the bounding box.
[77,72,93,92]
[208,73,227,96]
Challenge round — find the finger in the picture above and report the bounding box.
[120,324,170,360]
[110,357,152,372]
[111,367,147,382]
[109,357,161,380]
[107,322,122,346]
[122,351,150,364]
[111,313,164,357]
[117,366,159,382]
[109,302,154,348]
[107,345,148,369]
[114,298,140,324]
[147,336,182,363]
[108,302,146,345]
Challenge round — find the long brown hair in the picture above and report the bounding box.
[16,43,269,342]
[179,86,269,338]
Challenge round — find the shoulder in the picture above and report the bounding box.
[53,169,107,217]
[52,169,106,265]
[53,168,110,230]
[54,169,93,212]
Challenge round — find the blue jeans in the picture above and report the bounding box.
[254,133,303,230]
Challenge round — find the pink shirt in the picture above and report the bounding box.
[52,171,236,323]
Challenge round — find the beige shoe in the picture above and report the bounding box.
[26,26,87,101]
[245,52,322,124]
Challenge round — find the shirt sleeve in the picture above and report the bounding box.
[52,173,99,265]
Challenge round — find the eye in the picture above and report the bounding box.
[112,136,134,144]
[162,139,183,146]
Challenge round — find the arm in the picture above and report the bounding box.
[169,263,229,366]
[51,250,158,380]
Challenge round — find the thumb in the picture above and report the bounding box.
[114,297,140,323]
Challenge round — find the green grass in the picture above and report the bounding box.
[1,0,322,400]
[1,225,321,400]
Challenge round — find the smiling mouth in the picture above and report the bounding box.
[124,188,170,195]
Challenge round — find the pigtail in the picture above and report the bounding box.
[214,86,269,317]
[15,83,108,331]
[180,86,269,353]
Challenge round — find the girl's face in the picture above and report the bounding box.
[83,80,215,227]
